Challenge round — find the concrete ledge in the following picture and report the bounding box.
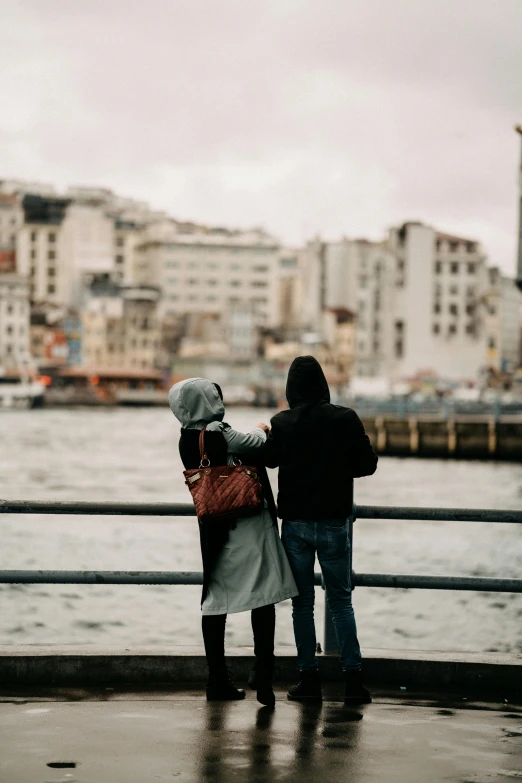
[0,646,520,698]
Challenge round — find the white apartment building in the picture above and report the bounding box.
[61,202,115,304]
[301,223,499,382]
[301,238,395,377]
[134,222,280,327]
[17,196,115,307]
[387,223,488,381]
[0,274,30,369]
[483,267,521,372]
[16,195,70,305]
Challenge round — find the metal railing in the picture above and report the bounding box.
[1,499,521,653]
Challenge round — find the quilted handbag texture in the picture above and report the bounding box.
[183,425,264,523]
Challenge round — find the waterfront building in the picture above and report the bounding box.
[387,222,489,381]
[30,311,68,368]
[29,305,82,369]
[16,194,70,306]
[61,202,115,305]
[17,191,126,308]
[0,274,31,371]
[302,223,499,383]
[81,282,161,370]
[133,221,280,327]
[301,238,395,379]
[483,267,522,373]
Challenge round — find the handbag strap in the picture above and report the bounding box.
[199,425,210,467]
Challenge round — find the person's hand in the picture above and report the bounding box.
[256,422,270,434]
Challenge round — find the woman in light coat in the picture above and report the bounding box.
[169,377,298,707]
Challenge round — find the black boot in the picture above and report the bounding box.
[344,669,372,705]
[287,670,322,702]
[206,667,246,701]
[248,661,276,707]
[251,605,276,708]
[255,659,275,708]
[202,614,245,701]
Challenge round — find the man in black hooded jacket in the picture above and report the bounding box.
[264,355,377,704]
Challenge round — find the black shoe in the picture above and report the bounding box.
[344,669,372,705]
[287,670,322,702]
[256,669,275,708]
[206,670,246,701]
[249,661,275,708]
[256,682,275,708]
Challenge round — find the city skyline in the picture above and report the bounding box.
[1,0,521,275]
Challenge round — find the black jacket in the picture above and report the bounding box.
[264,356,378,520]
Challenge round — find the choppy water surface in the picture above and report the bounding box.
[1,407,521,654]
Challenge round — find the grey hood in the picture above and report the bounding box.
[168,377,225,429]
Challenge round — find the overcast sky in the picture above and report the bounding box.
[2,0,522,272]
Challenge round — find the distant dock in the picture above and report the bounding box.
[363,415,522,460]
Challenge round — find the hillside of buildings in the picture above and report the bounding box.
[1,178,521,406]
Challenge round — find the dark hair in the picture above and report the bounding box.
[213,383,224,402]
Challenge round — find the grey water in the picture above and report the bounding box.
[1,407,521,654]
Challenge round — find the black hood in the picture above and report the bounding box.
[286,355,330,408]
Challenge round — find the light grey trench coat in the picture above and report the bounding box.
[169,378,298,615]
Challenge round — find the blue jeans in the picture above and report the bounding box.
[281,519,362,672]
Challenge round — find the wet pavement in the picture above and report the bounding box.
[0,685,521,782]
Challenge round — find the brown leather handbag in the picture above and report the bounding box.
[183,425,264,523]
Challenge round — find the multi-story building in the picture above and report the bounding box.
[0,274,30,370]
[301,223,499,382]
[29,305,82,368]
[16,194,70,305]
[301,238,395,378]
[17,194,115,308]
[61,202,115,305]
[82,283,161,370]
[483,267,521,373]
[387,222,488,381]
[133,222,280,327]
[345,240,395,379]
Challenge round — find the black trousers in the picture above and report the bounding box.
[202,604,275,679]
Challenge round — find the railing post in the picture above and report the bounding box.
[322,483,355,655]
